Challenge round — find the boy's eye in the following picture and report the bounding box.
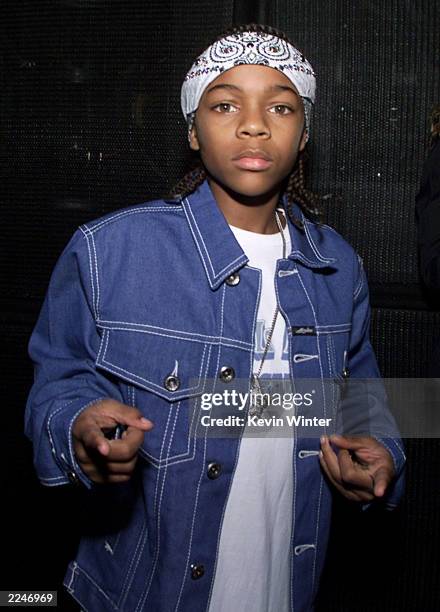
[213,102,238,113]
[269,104,294,115]
[212,102,294,115]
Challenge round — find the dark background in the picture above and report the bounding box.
[1,1,439,610]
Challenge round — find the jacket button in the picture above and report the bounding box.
[342,368,350,379]
[219,366,235,382]
[225,272,240,286]
[164,374,180,391]
[207,462,222,479]
[190,563,205,579]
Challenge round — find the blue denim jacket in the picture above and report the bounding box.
[25,178,405,612]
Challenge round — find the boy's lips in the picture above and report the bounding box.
[232,148,273,170]
[233,157,273,170]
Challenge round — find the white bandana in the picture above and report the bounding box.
[181,30,316,143]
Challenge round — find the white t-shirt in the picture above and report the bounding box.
[208,213,294,612]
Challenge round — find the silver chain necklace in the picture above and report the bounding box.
[249,208,287,417]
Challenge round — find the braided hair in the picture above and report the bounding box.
[167,23,324,229]
[429,103,440,149]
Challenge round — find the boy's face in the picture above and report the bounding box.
[189,64,307,199]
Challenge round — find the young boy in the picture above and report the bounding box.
[25,24,405,612]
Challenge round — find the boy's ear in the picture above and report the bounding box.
[189,125,200,151]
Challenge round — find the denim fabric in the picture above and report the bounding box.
[25,178,405,612]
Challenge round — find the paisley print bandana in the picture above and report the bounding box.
[181,30,316,143]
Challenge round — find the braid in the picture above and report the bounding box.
[166,22,325,227]
[284,148,324,228]
[429,103,440,149]
[167,157,207,200]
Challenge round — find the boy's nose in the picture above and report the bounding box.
[237,110,270,138]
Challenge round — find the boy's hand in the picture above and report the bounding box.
[72,398,154,484]
[319,434,395,503]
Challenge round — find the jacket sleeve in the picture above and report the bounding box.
[342,253,406,510]
[415,139,440,289]
[24,228,124,490]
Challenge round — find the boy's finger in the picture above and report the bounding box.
[105,457,138,474]
[338,450,374,492]
[89,399,154,432]
[328,434,369,451]
[320,436,342,482]
[372,466,393,497]
[81,426,111,456]
[319,452,361,501]
[105,426,147,461]
[112,412,154,431]
[95,410,153,432]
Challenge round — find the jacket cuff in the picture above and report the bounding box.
[370,435,406,510]
[46,397,106,490]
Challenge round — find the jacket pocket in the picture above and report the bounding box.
[95,325,213,467]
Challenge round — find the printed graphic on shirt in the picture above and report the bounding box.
[254,319,290,380]
[254,319,289,360]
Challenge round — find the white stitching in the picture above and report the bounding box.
[138,403,191,467]
[46,398,79,459]
[183,197,247,283]
[137,389,174,610]
[138,354,212,610]
[353,255,364,300]
[214,255,247,280]
[83,206,184,234]
[137,403,191,467]
[137,346,211,468]
[327,334,336,377]
[181,197,213,283]
[187,197,247,279]
[96,328,107,363]
[273,260,297,612]
[96,320,252,348]
[89,231,100,320]
[302,219,336,264]
[71,563,119,608]
[135,396,174,611]
[99,325,251,350]
[174,368,214,611]
[326,335,338,424]
[289,251,323,268]
[39,476,70,486]
[119,520,148,607]
[311,477,323,592]
[317,323,352,328]
[196,282,232,612]
[182,197,215,277]
[316,327,351,335]
[66,561,77,592]
[99,336,208,398]
[79,227,98,320]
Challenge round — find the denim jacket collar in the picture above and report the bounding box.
[182,178,337,290]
